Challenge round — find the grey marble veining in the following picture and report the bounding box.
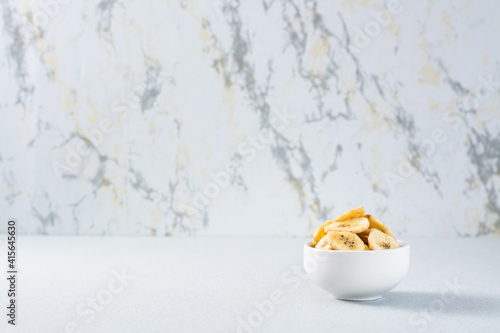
[0,0,499,237]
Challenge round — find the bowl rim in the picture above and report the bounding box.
[304,240,410,253]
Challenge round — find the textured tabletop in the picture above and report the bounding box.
[1,236,499,333]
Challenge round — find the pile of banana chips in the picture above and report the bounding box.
[311,206,400,251]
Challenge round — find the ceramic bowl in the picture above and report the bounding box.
[303,241,410,301]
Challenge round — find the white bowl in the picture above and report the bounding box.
[303,241,410,301]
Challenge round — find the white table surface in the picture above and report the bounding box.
[0,236,499,333]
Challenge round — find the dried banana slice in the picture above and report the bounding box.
[364,214,395,238]
[307,241,317,248]
[334,206,365,222]
[324,217,369,234]
[313,220,333,243]
[357,229,370,245]
[326,231,365,251]
[364,244,370,251]
[368,228,400,250]
[315,234,333,250]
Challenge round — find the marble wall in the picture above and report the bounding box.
[1,0,499,237]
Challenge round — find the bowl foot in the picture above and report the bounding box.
[334,295,381,302]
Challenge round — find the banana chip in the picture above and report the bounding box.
[327,231,365,251]
[315,234,333,250]
[365,214,395,238]
[368,228,400,250]
[357,229,370,245]
[334,206,365,222]
[313,220,333,243]
[324,217,369,234]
